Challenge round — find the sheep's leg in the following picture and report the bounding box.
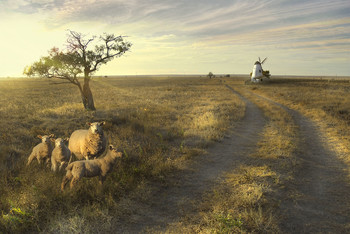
[45,157,50,167]
[99,175,106,184]
[68,154,73,164]
[61,176,69,191]
[70,178,79,189]
[27,154,35,166]
[58,162,65,171]
[61,171,73,191]
[62,162,68,171]
[51,160,57,172]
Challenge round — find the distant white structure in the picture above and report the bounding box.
[250,57,270,83]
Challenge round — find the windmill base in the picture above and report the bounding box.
[245,76,271,84]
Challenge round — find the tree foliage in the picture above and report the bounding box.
[24,47,82,85]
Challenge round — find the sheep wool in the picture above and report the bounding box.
[68,121,107,160]
[51,138,71,172]
[27,134,54,166]
[61,145,122,190]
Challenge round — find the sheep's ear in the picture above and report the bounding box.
[109,145,114,150]
[64,137,69,142]
[37,135,42,139]
[49,134,55,138]
[87,122,92,126]
[100,121,106,126]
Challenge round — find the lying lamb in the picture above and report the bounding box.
[68,121,107,160]
[51,138,71,172]
[27,134,54,166]
[61,145,122,190]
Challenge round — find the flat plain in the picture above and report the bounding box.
[0,75,349,233]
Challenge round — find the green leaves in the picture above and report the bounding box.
[24,48,82,80]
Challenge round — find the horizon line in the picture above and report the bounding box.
[2,74,350,80]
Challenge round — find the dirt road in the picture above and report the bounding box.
[118,86,266,232]
[279,108,350,233]
[251,92,350,233]
[118,85,350,233]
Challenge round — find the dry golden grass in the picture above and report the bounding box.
[0,76,245,232]
[3,76,346,232]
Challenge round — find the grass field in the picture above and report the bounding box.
[0,76,244,232]
[0,75,349,232]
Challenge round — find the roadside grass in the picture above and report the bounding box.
[246,79,350,176]
[163,82,298,233]
[0,76,245,232]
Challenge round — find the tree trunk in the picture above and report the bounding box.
[81,77,96,110]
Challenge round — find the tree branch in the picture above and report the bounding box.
[90,51,125,72]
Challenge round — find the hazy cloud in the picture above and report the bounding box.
[1,0,350,76]
[3,0,350,39]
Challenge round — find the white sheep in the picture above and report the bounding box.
[27,134,54,166]
[68,121,107,160]
[51,138,71,172]
[61,145,122,190]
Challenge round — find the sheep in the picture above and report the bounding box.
[27,134,54,166]
[68,121,107,161]
[51,138,71,172]
[61,145,122,190]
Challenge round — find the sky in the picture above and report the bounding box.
[0,0,350,77]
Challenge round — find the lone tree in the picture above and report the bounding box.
[208,72,214,79]
[24,30,132,110]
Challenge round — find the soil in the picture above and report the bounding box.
[117,85,350,233]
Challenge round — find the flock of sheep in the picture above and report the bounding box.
[26,121,123,191]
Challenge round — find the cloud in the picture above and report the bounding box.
[1,0,350,76]
[191,17,350,51]
[3,0,350,38]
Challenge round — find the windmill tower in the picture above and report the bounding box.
[250,57,270,82]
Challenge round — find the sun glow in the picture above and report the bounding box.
[1,0,350,77]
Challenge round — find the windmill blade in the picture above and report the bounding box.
[258,57,261,63]
[261,57,268,64]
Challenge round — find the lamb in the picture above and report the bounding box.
[27,134,54,166]
[51,138,71,172]
[68,121,107,161]
[61,145,122,190]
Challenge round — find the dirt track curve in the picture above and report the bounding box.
[251,92,350,233]
[118,86,266,232]
[118,85,350,233]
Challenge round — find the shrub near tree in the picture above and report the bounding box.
[24,30,132,110]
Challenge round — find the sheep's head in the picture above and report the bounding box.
[53,138,66,147]
[87,121,105,134]
[37,134,54,144]
[108,145,123,160]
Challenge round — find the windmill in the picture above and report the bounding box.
[250,57,270,82]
